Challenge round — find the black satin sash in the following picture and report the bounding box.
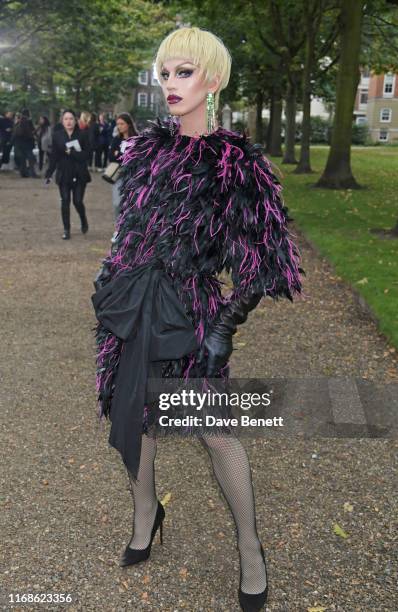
[91,260,199,479]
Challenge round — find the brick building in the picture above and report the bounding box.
[354,69,398,143]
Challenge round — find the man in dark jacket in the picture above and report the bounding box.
[0,111,14,168]
[13,108,39,178]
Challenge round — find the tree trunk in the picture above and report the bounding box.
[268,90,283,156]
[283,78,298,164]
[316,0,365,189]
[255,90,264,144]
[265,93,274,153]
[294,9,316,174]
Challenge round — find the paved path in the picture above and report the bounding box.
[1,172,397,611]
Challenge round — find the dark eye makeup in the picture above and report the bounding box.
[160,68,194,80]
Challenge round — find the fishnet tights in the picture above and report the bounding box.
[126,433,266,594]
[200,434,267,594]
[127,434,158,549]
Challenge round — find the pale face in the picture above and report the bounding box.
[159,57,218,117]
[62,112,76,131]
[116,118,129,136]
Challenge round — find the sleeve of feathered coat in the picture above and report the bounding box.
[92,134,142,291]
[222,140,305,302]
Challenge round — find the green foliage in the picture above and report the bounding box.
[0,0,80,56]
[362,1,398,72]
[0,0,175,116]
[2,0,398,166]
[291,117,371,145]
[309,116,332,144]
[351,123,370,145]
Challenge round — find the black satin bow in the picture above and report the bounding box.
[91,260,199,480]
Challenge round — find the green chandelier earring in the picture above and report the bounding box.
[206,92,216,134]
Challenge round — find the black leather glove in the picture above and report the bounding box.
[94,263,112,291]
[201,292,262,376]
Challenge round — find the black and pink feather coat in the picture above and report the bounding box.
[93,117,305,442]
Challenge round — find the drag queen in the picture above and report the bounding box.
[92,27,304,611]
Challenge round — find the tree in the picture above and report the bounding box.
[0,0,175,116]
[363,0,398,235]
[0,0,79,56]
[315,0,365,188]
[316,0,398,190]
[248,0,338,166]
[293,0,339,173]
[250,0,305,159]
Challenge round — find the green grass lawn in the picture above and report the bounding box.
[270,147,398,349]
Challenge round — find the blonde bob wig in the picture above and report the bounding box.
[155,26,231,112]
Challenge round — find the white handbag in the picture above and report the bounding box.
[102,162,121,184]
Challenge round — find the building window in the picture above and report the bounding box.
[383,73,395,97]
[138,70,148,85]
[356,116,367,125]
[362,67,370,78]
[359,92,368,104]
[151,71,159,86]
[150,92,156,110]
[379,129,388,141]
[138,92,148,107]
[380,108,392,122]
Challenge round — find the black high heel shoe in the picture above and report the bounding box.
[238,545,268,611]
[120,500,165,567]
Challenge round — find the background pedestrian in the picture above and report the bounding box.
[45,109,90,240]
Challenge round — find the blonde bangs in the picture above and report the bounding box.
[155,27,231,110]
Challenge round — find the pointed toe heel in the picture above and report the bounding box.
[120,500,165,568]
[238,545,268,611]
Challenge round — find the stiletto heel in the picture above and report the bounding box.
[120,500,165,567]
[238,544,268,611]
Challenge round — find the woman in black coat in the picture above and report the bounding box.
[45,109,90,240]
